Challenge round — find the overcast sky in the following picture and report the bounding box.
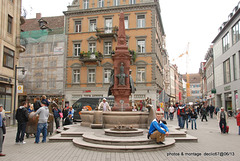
[22,0,240,74]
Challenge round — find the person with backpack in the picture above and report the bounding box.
[15,101,29,144]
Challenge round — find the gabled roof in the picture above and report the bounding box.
[21,15,64,31]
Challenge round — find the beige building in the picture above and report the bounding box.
[64,0,168,108]
[0,0,25,123]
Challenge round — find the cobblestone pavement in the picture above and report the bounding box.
[1,114,240,161]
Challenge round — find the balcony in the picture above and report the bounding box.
[79,51,103,65]
[96,27,118,42]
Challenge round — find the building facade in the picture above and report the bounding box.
[20,14,66,105]
[64,0,167,107]
[212,2,240,112]
[0,0,24,121]
[183,73,201,103]
[204,46,215,106]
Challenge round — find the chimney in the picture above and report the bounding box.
[36,13,41,19]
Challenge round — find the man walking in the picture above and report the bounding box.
[209,104,215,118]
[15,101,29,144]
[0,105,6,156]
[148,112,169,144]
[34,100,49,143]
[217,107,228,134]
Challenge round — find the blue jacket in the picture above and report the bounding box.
[149,119,169,135]
[52,108,61,118]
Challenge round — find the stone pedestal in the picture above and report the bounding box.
[91,111,103,129]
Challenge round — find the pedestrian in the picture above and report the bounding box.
[234,108,240,135]
[98,98,111,111]
[217,107,228,134]
[33,97,41,111]
[15,101,29,144]
[64,115,73,126]
[0,104,6,156]
[33,99,49,143]
[169,104,175,121]
[190,108,198,130]
[148,112,169,144]
[201,106,208,122]
[164,105,169,120]
[178,103,185,129]
[209,104,215,118]
[62,106,69,126]
[69,106,74,120]
[182,106,188,129]
[28,104,34,113]
[52,106,61,129]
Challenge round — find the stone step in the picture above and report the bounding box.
[73,137,175,152]
[174,134,198,143]
[104,129,144,137]
[82,133,155,145]
[48,134,73,142]
[91,124,103,129]
[61,131,84,137]
[168,131,187,137]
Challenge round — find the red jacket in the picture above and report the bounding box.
[236,112,240,126]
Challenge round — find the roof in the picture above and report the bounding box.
[182,73,201,84]
[21,15,64,31]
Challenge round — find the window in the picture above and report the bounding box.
[0,85,12,112]
[36,81,42,88]
[75,21,81,32]
[74,43,81,56]
[89,19,96,32]
[137,15,145,28]
[3,46,14,69]
[89,43,96,52]
[124,16,129,29]
[232,20,240,44]
[233,54,237,80]
[83,0,89,9]
[73,69,80,83]
[129,0,136,4]
[49,78,56,88]
[37,43,44,53]
[105,18,112,33]
[98,0,104,7]
[104,42,112,55]
[137,40,145,53]
[222,32,229,53]
[137,67,145,82]
[104,69,111,83]
[88,69,95,83]
[223,59,231,84]
[114,0,120,6]
[8,15,13,34]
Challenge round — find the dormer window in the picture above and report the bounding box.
[38,18,48,30]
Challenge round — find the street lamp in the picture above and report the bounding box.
[13,65,26,125]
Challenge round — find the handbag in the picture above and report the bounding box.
[59,112,63,118]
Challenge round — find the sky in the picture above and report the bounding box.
[22,0,240,74]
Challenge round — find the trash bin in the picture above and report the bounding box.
[6,114,11,127]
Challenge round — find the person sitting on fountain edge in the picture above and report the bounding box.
[148,112,169,144]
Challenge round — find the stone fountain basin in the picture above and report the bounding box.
[105,128,144,137]
[81,111,149,128]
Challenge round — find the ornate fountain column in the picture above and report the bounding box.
[111,12,132,111]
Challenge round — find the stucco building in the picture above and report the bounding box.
[212,2,240,112]
[0,0,25,122]
[64,0,167,107]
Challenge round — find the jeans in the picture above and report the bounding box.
[191,118,197,129]
[164,111,169,120]
[35,123,48,143]
[16,123,26,142]
[183,119,188,129]
[177,115,180,127]
[179,116,184,128]
[55,117,60,129]
[169,113,174,120]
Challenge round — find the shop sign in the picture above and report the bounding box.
[224,85,231,91]
[17,85,23,93]
[0,76,11,83]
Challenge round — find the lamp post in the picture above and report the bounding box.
[13,65,26,125]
